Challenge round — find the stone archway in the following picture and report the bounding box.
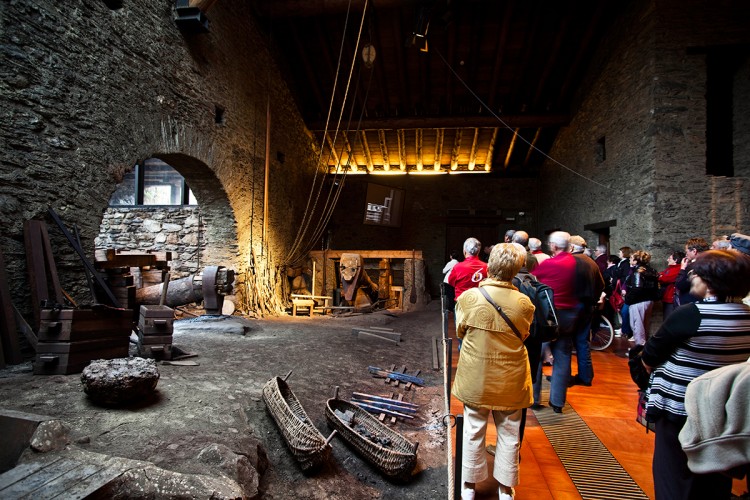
[96,153,241,309]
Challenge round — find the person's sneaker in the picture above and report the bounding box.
[461,483,476,500]
[498,487,515,500]
[486,444,496,456]
[530,403,545,411]
[551,404,563,414]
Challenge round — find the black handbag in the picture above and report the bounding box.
[627,344,651,391]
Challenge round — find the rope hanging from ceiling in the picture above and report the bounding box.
[433,47,612,191]
[283,0,371,267]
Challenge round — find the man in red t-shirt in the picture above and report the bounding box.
[448,237,488,299]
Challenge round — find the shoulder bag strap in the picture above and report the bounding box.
[478,287,523,338]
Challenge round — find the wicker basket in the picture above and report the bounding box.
[262,376,332,471]
[326,398,418,480]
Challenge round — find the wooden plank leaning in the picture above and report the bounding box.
[47,208,121,308]
[0,247,22,365]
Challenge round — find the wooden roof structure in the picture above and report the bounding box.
[250,0,624,176]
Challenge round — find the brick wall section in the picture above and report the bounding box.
[0,1,318,314]
[97,207,206,278]
[539,0,750,261]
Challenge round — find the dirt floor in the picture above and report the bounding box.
[0,302,450,499]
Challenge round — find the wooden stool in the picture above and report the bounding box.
[292,299,315,317]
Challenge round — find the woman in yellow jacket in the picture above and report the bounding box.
[452,243,535,500]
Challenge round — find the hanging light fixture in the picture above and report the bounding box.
[361,43,376,69]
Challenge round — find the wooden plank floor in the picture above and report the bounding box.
[447,321,748,499]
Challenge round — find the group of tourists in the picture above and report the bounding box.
[444,230,750,500]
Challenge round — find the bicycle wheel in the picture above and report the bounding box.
[590,315,614,351]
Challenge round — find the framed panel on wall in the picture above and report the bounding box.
[363,183,404,228]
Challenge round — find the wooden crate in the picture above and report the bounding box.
[38,307,133,342]
[34,307,133,375]
[138,305,174,335]
[136,305,173,360]
[34,338,130,375]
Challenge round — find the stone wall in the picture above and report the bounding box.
[0,0,318,315]
[96,207,206,278]
[539,0,750,261]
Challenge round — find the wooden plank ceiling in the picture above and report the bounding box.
[251,0,623,176]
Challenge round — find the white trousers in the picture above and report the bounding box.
[629,300,653,346]
[461,405,522,487]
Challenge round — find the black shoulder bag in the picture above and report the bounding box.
[478,287,523,339]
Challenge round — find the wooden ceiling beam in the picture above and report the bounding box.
[523,128,543,167]
[325,132,342,170]
[434,128,444,171]
[397,129,406,171]
[313,113,569,131]
[341,131,358,171]
[450,129,463,171]
[360,130,374,171]
[504,128,519,169]
[468,128,479,171]
[415,128,423,170]
[485,128,498,171]
[377,130,390,170]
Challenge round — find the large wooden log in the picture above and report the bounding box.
[135,276,202,307]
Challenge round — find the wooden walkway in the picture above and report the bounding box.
[448,325,748,499]
[0,455,122,499]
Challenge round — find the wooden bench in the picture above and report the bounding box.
[291,294,333,316]
[292,299,315,317]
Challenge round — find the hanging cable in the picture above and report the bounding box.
[294,66,376,264]
[433,47,612,191]
[284,0,370,265]
[284,0,359,265]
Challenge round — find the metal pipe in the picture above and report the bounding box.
[454,414,464,500]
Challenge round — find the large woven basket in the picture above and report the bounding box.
[325,398,418,480]
[262,376,331,471]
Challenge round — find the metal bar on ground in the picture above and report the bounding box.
[350,398,417,414]
[352,401,414,419]
[357,331,399,345]
[368,366,425,385]
[351,392,419,408]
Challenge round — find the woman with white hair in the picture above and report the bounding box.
[452,243,535,500]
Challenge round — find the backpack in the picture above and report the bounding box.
[513,274,560,343]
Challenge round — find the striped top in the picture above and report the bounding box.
[642,301,750,421]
